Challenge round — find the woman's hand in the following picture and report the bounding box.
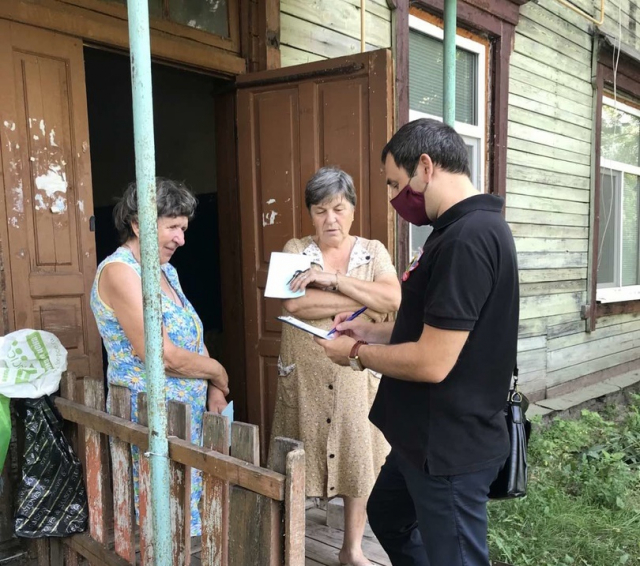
[207,385,228,414]
[289,266,338,292]
[211,362,230,396]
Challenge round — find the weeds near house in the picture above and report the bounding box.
[488,394,640,566]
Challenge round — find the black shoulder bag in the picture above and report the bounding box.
[489,365,532,500]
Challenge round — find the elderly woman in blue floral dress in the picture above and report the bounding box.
[90,178,229,536]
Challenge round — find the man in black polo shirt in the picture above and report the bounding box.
[316,118,519,566]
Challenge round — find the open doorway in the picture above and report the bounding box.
[84,46,227,374]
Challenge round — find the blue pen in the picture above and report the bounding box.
[327,306,367,337]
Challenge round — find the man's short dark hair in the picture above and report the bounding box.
[381,118,471,179]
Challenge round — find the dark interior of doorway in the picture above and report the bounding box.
[84,46,227,371]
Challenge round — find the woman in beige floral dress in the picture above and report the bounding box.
[270,167,401,566]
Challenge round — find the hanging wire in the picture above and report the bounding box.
[598,6,622,277]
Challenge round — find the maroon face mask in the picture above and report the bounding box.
[390,183,432,226]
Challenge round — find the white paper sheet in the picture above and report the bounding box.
[277,315,335,340]
[264,252,312,299]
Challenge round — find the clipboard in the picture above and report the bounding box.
[277,315,334,340]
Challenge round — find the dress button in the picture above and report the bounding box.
[366,255,370,260]
[329,454,335,459]
[328,384,334,390]
[327,418,332,424]
[330,487,335,491]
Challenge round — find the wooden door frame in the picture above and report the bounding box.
[0,0,280,421]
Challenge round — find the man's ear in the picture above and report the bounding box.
[418,153,435,184]
[131,220,140,238]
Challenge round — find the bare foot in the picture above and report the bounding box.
[338,548,373,566]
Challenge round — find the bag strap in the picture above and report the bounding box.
[513,363,519,387]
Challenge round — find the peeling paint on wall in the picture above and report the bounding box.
[35,165,68,197]
[262,210,278,226]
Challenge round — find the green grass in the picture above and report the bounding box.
[488,395,640,566]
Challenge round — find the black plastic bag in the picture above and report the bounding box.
[14,396,88,538]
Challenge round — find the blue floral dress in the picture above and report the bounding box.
[90,247,208,536]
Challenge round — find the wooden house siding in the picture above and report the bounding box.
[510,0,640,397]
[280,0,392,66]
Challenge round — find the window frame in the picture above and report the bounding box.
[406,13,489,259]
[59,0,241,54]
[408,17,487,191]
[588,45,640,326]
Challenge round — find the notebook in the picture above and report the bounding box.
[264,252,312,299]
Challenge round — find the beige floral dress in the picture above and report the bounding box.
[270,236,397,498]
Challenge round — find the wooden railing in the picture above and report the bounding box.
[41,373,305,566]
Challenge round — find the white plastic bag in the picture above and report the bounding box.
[0,330,67,399]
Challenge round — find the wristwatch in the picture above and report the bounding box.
[349,340,368,372]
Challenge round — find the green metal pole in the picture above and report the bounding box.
[126,2,172,564]
[443,0,457,126]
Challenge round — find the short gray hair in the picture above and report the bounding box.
[305,167,357,210]
[113,177,198,244]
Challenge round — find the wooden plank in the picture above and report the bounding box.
[507,136,591,167]
[201,413,231,566]
[521,279,587,297]
[518,348,547,373]
[508,106,591,143]
[110,386,136,565]
[518,336,547,352]
[546,345,640,388]
[280,13,379,60]
[509,223,588,239]
[508,122,591,157]
[508,93,592,131]
[507,149,591,179]
[281,45,326,67]
[228,423,281,566]
[514,237,588,253]
[305,508,391,565]
[548,319,640,351]
[507,163,590,190]
[518,268,587,284]
[506,207,588,227]
[53,398,287,500]
[516,13,591,64]
[520,292,584,320]
[137,394,153,566]
[284,450,305,566]
[531,0,592,34]
[84,377,109,545]
[268,439,305,566]
[509,64,592,109]
[281,0,391,47]
[64,533,131,566]
[597,300,640,317]
[509,78,591,121]
[517,252,588,270]
[518,5,592,50]
[510,51,591,96]
[513,34,591,82]
[547,330,640,372]
[507,179,590,203]
[508,193,589,216]
[168,401,192,566]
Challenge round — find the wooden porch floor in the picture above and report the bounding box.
[189,507,391,566]
[304,508,391,566]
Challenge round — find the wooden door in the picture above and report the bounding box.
[0,20,102,378]
[236,49,394,454]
